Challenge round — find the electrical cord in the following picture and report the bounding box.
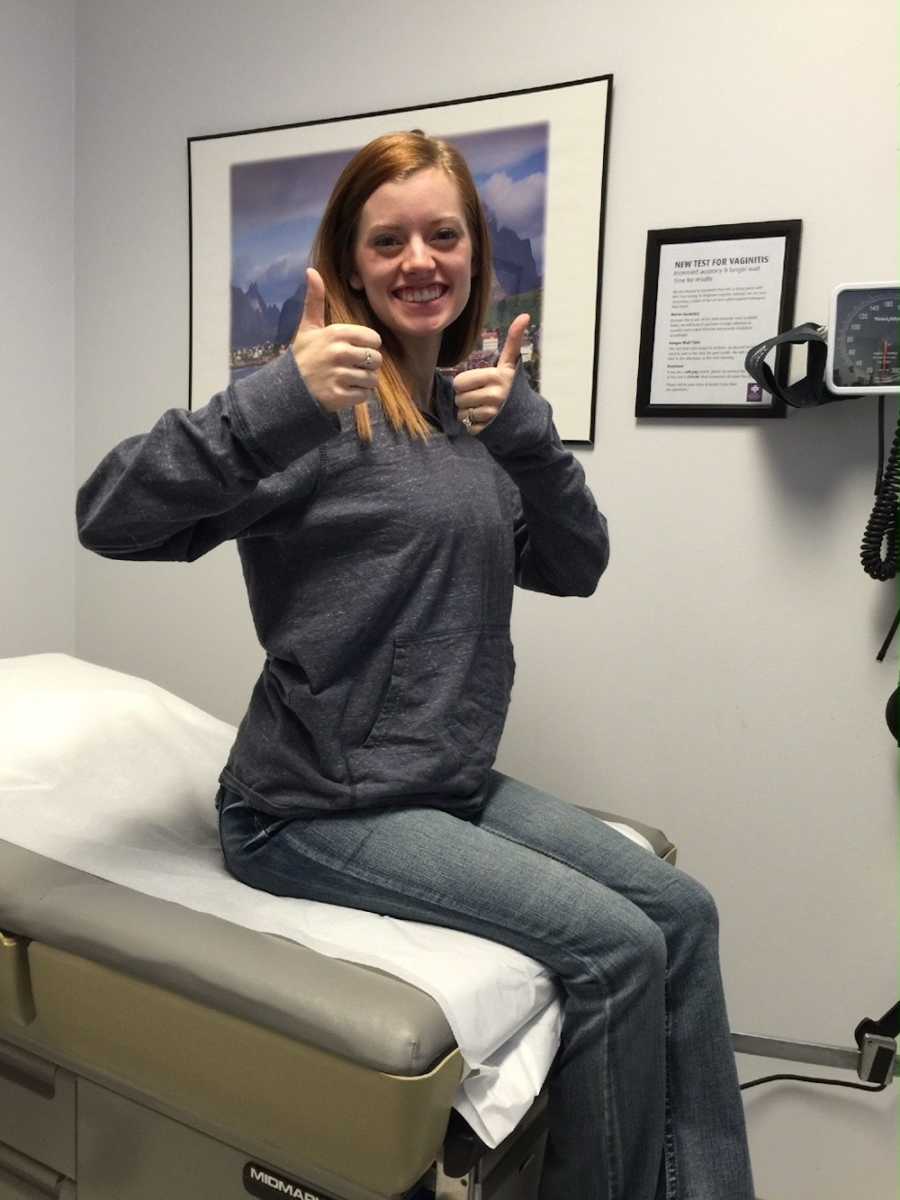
[740,1074,886,1093]
[741,1007,899,1092]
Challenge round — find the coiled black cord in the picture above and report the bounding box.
[859,396,900,660]
[860,396,899,581]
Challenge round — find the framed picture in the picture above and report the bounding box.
[635,219,802,419]
[188,73,613,444]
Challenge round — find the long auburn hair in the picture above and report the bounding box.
[307,130,494,443]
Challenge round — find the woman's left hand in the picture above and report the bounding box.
[453,314,531,435]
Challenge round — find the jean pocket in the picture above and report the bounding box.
[220,793,292,857]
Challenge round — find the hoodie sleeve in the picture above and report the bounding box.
[76,351,340,562]
[477,361,610,597]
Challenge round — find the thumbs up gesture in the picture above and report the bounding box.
[291,268,383,414]
[453,315,531,435]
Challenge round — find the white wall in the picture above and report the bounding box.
[0,0,75,655]
[5,0,897,1195]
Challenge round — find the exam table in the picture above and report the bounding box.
[0,656,675,1200]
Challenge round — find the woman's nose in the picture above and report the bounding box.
[404,237,435,271]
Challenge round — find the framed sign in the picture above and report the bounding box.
[635,219,801,419]
[188,74,613,444]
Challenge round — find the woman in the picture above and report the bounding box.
[76,129,755,1200]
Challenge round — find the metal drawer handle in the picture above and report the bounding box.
[0,1139,69,1198]
[0,1041,56,1098]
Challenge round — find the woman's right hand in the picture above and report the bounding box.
[291,267,383,414]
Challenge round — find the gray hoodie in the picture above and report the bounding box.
[76,350,609,818]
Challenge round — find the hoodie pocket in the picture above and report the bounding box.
[362,625,515,768]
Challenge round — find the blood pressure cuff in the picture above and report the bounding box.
[744,323,843,408]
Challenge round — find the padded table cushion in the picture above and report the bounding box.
[0,817,674,1198]
[0,839,452,1076]
[0,807,673,1074]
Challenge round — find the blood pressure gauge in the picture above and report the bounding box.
[826,282,900,395]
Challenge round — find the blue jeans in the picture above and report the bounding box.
[217,770,755,1200]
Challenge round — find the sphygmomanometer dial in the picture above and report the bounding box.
[827,282,900,395]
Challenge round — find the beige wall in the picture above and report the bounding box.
[1,0,75,654]
[5,1,898,1195]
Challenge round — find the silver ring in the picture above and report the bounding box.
[363,349,373,369]
[461,413,473,431]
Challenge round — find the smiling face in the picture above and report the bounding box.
[350,166,476,361]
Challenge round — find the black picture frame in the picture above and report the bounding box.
[187,74,613,444]
[635,219,801,419]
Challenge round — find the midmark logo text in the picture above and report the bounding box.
[243,1161,332,1200]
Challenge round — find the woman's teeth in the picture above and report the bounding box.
[395,285,446,303]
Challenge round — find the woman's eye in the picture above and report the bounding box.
[373,229,459,248]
